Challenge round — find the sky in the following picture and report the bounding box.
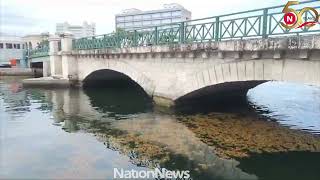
[0,0,300,36]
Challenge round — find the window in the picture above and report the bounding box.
[162,19,171,24]
[172,18,181,23]
[153,20,161,25]
[125,16,133,21]
[125,22,133,26]
[172,11,181,16]
[13,44,21,49]
[15,44,21,49]
[0,43,3,49]
[143,14,152,20]
[117,17,125,22]
[143,21,151,25]
[134,15,142,20]
[117,23,125,28]
[162,12,171,17]
[152,13,161,18]
[133,21,142,26]
[6,43,13,49]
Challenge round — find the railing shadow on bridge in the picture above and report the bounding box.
[29,0,320,57]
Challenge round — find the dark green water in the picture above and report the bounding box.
[1,77,320,180]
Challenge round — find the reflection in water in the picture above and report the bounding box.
[248,82,320,134]
[237,151,320,180]
[110,115,257,179]
[1,78,320,180]
[84,87,152,117]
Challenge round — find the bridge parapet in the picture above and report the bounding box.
[73,35,320,61]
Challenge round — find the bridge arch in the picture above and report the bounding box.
[77,58,156,97]
[175,59,320,106]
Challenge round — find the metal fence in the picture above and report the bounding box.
[27,1,318,53]
[29,41,50,58]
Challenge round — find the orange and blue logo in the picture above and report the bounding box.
[281,1,319,29]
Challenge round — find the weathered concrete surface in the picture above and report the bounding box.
[49,35,62,77]
[29,34,320,106]
[0,68,35,76]
[28,56,51,77]
[42,61,51,77]
[22,77,70,87]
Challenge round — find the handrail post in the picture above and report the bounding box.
[134,30,138,47]
[215,16,220,41]
[155,26,158,45]
[180,22,185,43]
[102,35,107,48]
[116,32,121,48]
[262,8,269,38]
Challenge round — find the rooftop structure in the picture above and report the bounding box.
[56,22,96,38]
[115,3,191,31]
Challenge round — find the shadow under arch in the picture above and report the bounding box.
[82,69,153,116]
[174,80,267,114]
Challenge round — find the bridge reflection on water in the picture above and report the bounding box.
[1,77,320,179]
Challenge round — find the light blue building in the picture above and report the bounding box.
[0,35,28,68]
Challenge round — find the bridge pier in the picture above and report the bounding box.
[42,61,51,77]
[49,35,62,77]
[60,33,78,80]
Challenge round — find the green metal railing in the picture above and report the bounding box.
[73,0,320,50]
[29,41,50,58]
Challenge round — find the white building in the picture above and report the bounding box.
[22,33,49,50]
[0,33,51,68]
[0,35,26,67]
[56,22,96,38]
[115,3,192,31]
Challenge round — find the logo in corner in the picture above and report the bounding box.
[281,1,319,29]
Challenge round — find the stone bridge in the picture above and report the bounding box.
[27,34,320,107]
[25,1,320,107]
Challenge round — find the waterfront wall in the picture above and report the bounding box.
[0,68,40,76]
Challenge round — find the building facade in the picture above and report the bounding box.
[22,33,49,50]
[0,33,51,68]
[115,3,191,31]
[0,35,27,67]
[56,22,96,38]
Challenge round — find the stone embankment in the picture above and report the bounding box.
[0,68,42,76]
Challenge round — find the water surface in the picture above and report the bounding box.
[1,77,320,180]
